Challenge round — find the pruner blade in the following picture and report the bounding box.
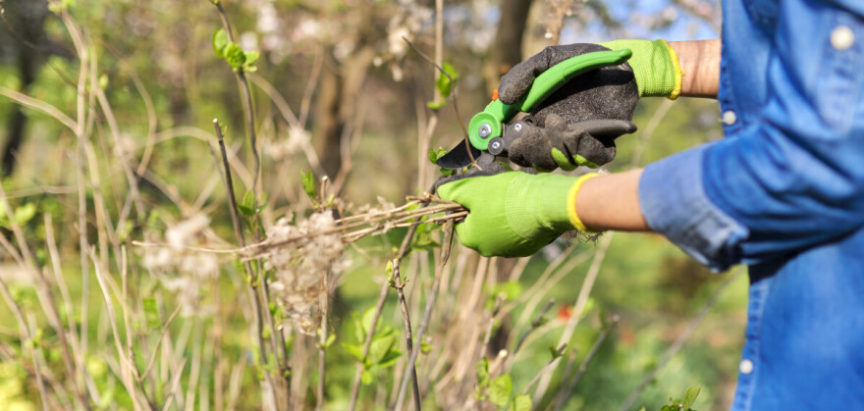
[435,140,482,169]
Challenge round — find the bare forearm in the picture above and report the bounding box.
[575,169,650,232]
[669,39,721,98]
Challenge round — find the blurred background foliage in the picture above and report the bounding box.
[0,0,745,410]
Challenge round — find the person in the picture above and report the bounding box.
[437,0,864,409]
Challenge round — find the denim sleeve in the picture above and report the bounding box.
[641,0,864,270]
[639,144,749,271]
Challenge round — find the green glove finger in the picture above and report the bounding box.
[437,172,577,257]
[599,39,682,99]
[551,148,578,171]
[551,148,600,170]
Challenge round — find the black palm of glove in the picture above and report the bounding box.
[507,114,636,170]
[498,44,639,169]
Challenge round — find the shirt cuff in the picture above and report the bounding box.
[639,143,749,271]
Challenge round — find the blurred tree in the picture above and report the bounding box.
[0,0,50,175]
[482,0,535,94]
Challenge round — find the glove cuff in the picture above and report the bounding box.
[599,39,683,99]
[566,173,599,232]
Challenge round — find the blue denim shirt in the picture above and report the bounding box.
[638,0,864,409]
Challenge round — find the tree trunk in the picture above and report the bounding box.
[312,52,345,180]
[482,0,535,95]
[1,0,48,176]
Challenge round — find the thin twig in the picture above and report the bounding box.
[129,203,467,258]
[316,272,330,411]
[0,184,84,405]
[213,2,261,203]
[392,259,421,411]
[346,277,389,411]
[213,119,277,405]
[89,248,142,407]
[521,344,566,395]
[348,196,436,411]
[0,87,77,132]
[512,299,556,356]
[532,234,614,403]
[394,222,454,411]
[248,74,322,174]
[401,37,471,162]
[553,315,619,411]
[137,304,183,382]
[347,205,431,411]
[617,270,743,411]
[299,49,324,127]
[0,275,49,408]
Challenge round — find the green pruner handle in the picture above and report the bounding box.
[467,48,632,151]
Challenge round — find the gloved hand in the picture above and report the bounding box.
[507,114,636,171]
[496,40,681,170]
[437,171,597,257]
[498,40,682,105]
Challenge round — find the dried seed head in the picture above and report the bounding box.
[264,212,345,335]
[143,214,219,317]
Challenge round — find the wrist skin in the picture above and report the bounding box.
[668,39,720,98]
[575,169,650,232]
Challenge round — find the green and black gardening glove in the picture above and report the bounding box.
[506,114,636,170]
[437,171,597,257]
[498,40,682,170]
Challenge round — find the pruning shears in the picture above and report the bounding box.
[435,48,633,170]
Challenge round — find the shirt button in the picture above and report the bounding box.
[722,110,737,125]
[831,26,855,51]
[739,359,754,375]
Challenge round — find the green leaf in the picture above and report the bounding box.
[342,343,365,362]
[213,29,229,58]
[237,205,254,217]
[511,394,531,411]
[224,43,246,69]
[243,51,260,72]
[285,335,293,355]
[435,62,459,99]
[682,386,701,409]
[369,334,395,365]
[377,347,402,368]
[488,374,512,407]
[426,100,445,110]
[351,312,365,343]
[323,334,336,349]
[238,191,256,217]
[412,224,440,250]
[420,339,432,355]
[117,221,134,242]
[385,260,394,285]
[48,0,75,14]
[143,298,160,330]
[361,307,377,337]
[301,170,317,200]
[438,167,455,177]
[428,147,449,164]
[492,281,523,301]
[475,357,490,387]
[12,203,37,227]
[361,370,373,385]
